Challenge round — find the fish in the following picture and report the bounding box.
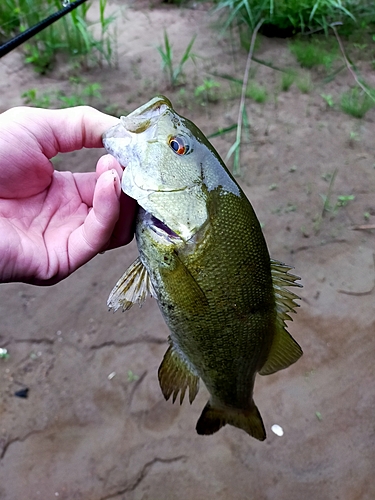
[102,96,302,440]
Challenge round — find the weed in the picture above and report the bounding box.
[246,81,267,103]
[336,194,355,207]
[321,93,334,107]
[340,87,375,118]
[296,73,313,93]
[157,30,196,87]
[22,89,51,108]
[22,80,102,108]
[314,168,337,231]
[280,70,295,91]
[212,0,362,35]
[289,39,337,69]
[194,78,220,105]
[364,212,370,221]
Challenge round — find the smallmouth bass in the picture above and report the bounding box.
[103,96,302,440]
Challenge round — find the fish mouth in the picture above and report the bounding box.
[141,210,182,242]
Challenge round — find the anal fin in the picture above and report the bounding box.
[196,400,266,441]
[158,343,199,405]
[107,257,155,312]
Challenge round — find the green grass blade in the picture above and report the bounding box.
[207,124,237,139]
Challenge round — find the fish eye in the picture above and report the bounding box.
[168,136,189,155]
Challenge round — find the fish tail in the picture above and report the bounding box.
[195,400,266,441]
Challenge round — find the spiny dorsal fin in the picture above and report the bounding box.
[259,260,303,376]
[158,343,199,405]
[107,257,155,312]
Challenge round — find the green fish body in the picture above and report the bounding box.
[103,96,302,440]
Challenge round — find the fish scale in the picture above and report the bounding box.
[103,95,302,440]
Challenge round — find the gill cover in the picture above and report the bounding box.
[103,96,208,241]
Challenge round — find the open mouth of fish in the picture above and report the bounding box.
[143,210,181,242]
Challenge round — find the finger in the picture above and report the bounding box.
[74,155,123,207]
[44,106,121,156]
[106,191,137,250]
[95,154,137,249]
[96,153,123,179]
[1,106,120,159]
[67,169,121,270]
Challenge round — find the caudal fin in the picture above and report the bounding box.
[195,401,266,441]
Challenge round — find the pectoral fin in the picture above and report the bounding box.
[107,257,155,311]
[158,343,200,404]
[259,260,303,375]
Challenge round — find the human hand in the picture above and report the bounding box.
[0,106,137,285]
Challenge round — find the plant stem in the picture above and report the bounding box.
[331,24,375,103]
[227,18,264,175]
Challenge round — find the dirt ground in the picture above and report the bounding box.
[1,1,375,499]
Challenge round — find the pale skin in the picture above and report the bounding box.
[0,106,137,286]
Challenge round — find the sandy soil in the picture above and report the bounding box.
[0,1,375,499]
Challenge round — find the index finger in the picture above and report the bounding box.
[0,106,120,159]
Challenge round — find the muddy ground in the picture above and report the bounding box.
[0,1,375,499]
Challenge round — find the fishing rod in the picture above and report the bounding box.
[0,0,88,59]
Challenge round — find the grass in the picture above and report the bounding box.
[211,0,374,35]
[296,73,313,93]
[22,79,103,108]
[280,70,296,91]
[0,0,117,72]
[289,39,337,69]
[321,93,334,107]
[340,87,375,118]
[194,78,221,105]
[157,30,196,87]
[246,81,268,102]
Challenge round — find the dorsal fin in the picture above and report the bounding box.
[158,342,200,405]
[107,257,155,312]
[259,260,303,376]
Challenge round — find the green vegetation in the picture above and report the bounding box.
[296,73,313,93]
[280,70,295,91]
[321,93,334,107]
[0,0,117,72]
[22,79,103,108]
[246,81,268,103]
[211,0,374,34]
[289,39,337,68]
[315,169,356,231]
[195,78,221,105]
[340,87,375,118]
[157,30,196,87]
